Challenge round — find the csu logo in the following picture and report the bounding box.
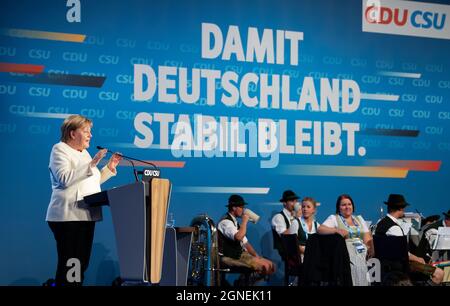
[116,74,134,84]
[116,38,136,48]
[29,49,51,59]
[388,108,404,117]
[99,91,119,101]
[401,94,417,103]
[362,0,450,40]
[365,3,446,29]
[141,168,161,181]
[116,110,137,120]
[144,169,160,176]
[438,112,450,120]
[29,87,51,97]
[99,55,120,65]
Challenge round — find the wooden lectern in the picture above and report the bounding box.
[84,179,171,284]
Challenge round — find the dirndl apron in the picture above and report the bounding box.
[336,214,369,286]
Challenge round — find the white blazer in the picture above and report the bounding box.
[46,142,116,222]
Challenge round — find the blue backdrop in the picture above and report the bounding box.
[1,0,449,285]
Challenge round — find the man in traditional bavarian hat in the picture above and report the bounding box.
[271,190,300,258]
[217,194,275,281]
[375,194,444,284]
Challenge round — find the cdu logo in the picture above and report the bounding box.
[141,168,161,181]
[0,85,17,95]
[0,46,16,57]
[62,52,88,63]
[363,0,450,40]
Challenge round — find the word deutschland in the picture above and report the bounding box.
[134,65,361,113]
[134,22,361,113]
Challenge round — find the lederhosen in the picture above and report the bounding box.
[218,213,244,260]
[376,216,436,277]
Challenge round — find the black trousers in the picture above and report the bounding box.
[48,221,95,286]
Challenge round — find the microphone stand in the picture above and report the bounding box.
[97,146,158,182]
[127,159,139,182]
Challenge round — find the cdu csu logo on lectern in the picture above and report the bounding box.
[141,168,161,181]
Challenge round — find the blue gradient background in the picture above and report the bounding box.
[0,0,449,285]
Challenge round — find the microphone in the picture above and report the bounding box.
[96,146,159,182]
[96,146,158,168]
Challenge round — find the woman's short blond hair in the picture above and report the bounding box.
[302,197,318,208]
[60,114,92,142]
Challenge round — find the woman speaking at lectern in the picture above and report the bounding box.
[46,114,122,286]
